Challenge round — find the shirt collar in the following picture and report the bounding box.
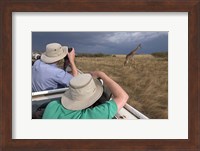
[50,63,57,67]
[40,60,57,67]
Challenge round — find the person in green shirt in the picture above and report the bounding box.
[42,71,129,119]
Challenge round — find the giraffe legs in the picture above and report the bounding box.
[124,59,128,66]
[130,58,136,69]
[124,58,136,69]
[134,60,137,69]
[123,58,136,69]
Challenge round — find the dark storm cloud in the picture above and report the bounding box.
[32,32,168,54]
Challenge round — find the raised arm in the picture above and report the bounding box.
[67,48,78,77]
[91,71,129,111]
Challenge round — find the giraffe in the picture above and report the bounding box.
[124,44,142,67]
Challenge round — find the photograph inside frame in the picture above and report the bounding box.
[32,31,168,120]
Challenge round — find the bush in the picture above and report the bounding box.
[151,51,168,58]
[76,53,110,57]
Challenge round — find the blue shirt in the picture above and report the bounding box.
[32,60,73,92]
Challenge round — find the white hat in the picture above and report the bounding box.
[41,43,68,63]
[61,74,103,110]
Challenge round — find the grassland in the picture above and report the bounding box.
[75,54,168,119]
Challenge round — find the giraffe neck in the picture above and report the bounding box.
[126,44,141,58]
[128,47,139,56]
[133,46,140,53]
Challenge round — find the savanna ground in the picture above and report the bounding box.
[75,54,168,119]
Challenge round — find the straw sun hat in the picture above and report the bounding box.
[61,74,103,110]
[41,43,68,63]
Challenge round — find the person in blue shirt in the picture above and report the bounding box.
[32,43,78,92]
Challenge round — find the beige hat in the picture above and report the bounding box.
[61,74,103,110]
[41,43,68,63]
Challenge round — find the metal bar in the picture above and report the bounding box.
[124,103,149,119]
[32,93,63,101]
[32,88,68,96]
[115,108,138,119]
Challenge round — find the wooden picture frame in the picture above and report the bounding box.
[0,0,199,150]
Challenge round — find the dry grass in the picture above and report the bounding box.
[75,54,168,119]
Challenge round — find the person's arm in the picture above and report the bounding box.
[67,48,78,77]
[90,71,129,111]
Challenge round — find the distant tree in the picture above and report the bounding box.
[32,50,42,54]
[151,51,168,59]
[76,53,111,57]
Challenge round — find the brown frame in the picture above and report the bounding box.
[0,0,199,150]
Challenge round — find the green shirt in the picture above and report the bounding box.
[42,99,118,119]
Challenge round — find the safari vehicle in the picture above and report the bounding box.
[32,87,149,119]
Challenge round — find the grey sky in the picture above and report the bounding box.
[32,32,168,54]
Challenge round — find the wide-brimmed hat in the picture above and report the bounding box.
[41,43,68,63]
[61,74,103,110]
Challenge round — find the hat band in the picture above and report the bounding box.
[69,79,97,101]
[46,47,64,57]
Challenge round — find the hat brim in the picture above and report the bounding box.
[61,79,103,110]
[41,46,68,63]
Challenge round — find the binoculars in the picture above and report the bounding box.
[68,47,73,53]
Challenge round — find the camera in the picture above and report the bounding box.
[63,47,73,70]
[68,47,73,53]
[64,47,73,59]
[65,47,73,59]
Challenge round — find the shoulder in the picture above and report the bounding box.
[43,100,63,114]
[45,100,61,109]
[33,60,49,68]
[32,59,40,66]
[36,59,45,65]
[82,99,118,119]
[43,100,82,119]
[42,100,63,119]
[45,64,64,75]
[95,99,117,110]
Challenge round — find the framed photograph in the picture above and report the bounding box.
[31,31,168,120]
[1,0,199,150]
